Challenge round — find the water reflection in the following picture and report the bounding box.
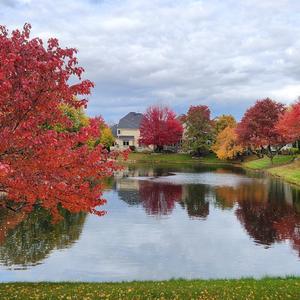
[139,181,182,216]
[116,166,300,255]
[1,164,300,281]
[179,185,210,219]
[0,208,86,268]
[213,178,300,255]
[117,178,211,218]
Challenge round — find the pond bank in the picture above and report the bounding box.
[242,155,300,187]
[122,152,233,165]
[1,278,299,299]
[123,153,300,187]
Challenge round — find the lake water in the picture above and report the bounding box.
[1,164,300,282]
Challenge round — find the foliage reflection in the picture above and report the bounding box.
[0,207,86,268]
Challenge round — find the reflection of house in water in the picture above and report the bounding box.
[115,168,155,206]
[116,174,183,215]
[117,178,141,206]
[115,168,154,179]
[116,174,213,219]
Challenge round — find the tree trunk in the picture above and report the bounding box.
[155,145,163,153]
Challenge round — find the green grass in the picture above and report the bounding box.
[1,278,300,299]
[122,152,225,165]
[268,160,300,186]
[243,155,295,170]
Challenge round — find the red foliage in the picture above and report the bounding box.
[0,24,122,220]
[276,102,300,142]
[236,98,287,157]
[139,181,182,215]
[185,105,211,122]
[139,106,183,151]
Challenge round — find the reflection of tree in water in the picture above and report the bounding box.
[0,207,86,268]
[117,180,210,218]
[236,199,294,246]
[180,184,209,219]
[139,181,182,215]
[215,182,268,210]
[216,179,300,255]
[0,208,27,246]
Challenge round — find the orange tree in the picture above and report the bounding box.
[212,126,244,160]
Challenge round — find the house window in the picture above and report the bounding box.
[117,129,121,135]
[123,141,129,146]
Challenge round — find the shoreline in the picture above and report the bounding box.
[122,152,300,187]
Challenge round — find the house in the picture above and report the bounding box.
[111,111,183,152]
[111,112,149,151]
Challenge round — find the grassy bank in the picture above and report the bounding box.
[123,152,224,164]
[243,155,300,186]
[268,160,300,186]
[1,278,299,299]
[243,155,295,170]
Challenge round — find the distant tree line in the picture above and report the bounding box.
[138,98,300,162]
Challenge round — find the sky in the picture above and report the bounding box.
[1,0,300,124]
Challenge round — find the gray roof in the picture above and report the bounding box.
[118,112,143,129]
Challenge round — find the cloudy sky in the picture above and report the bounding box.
[1,0,300,123]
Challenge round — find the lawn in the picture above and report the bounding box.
[1,278,300,299]
[122,152,225,165]
[268,160,300,186]
[243,155,295,170]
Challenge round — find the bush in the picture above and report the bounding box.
[281,147,299,155]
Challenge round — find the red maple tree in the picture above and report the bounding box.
[139,106,183,152]
[236,98,287,162]
[276,102,300,143]
[0,24,123,220]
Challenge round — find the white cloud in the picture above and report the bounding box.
[1,0,300,121]
[271,84,300,103]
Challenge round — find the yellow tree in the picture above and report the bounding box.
[212,126,243,160]
[60,104,89,132]
[99,126,115,150]
[214,114,236,135]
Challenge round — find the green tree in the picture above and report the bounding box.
[183,105,213,155]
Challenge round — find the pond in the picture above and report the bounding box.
[1,164,300,282]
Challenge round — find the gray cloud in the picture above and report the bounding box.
[1,0,300,122]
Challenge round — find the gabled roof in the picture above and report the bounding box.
[118,112,143,129]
